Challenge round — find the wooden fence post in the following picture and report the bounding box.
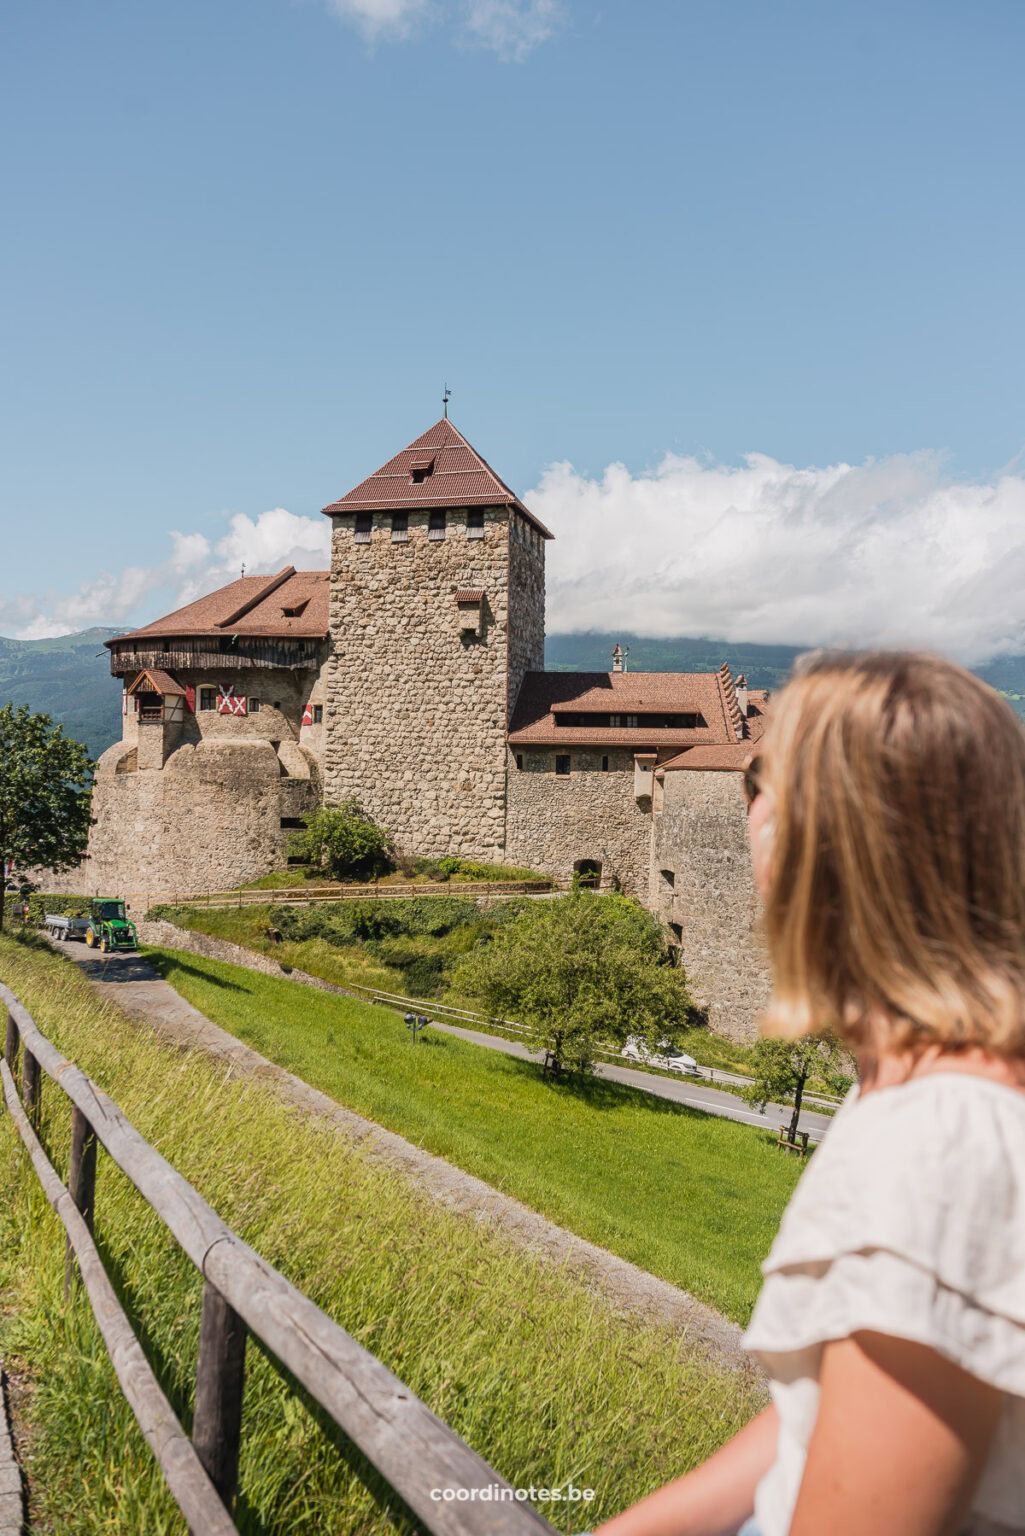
[64,1106,98,1300]
[4,1012,19,1082]
[22,1048,40,1127]
[191,1279,247,1519]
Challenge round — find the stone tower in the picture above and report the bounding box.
[320,418,550,859]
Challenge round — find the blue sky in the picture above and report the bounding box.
[4,0,1025,657]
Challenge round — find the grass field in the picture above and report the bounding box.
[151,902,770,1077]
[0,935,765,1536]
[145,943,803,1323]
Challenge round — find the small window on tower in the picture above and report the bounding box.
[313,705,323,724]
[391,511,408,543]
[601,754,609,772]
[515,753,523,771]
[555,754,571,776]
[429,510,447,541]
[249,698,260,713]
[355,514,372,543]
[467,508,485,540]
[199,687,216,712]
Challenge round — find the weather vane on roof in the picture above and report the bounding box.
[442,382,451,419]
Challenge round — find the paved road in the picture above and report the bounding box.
[52,939,832,1143]
[430,1021,832,1142]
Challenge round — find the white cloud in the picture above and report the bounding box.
[324,0,428,39]
[7,508,331,642]
[10,450,1025,665]
[462,0,560,59]
[529,449,1025,666]
[318,0,558,57]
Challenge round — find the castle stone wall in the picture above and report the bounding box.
[505,747,651,895]
[507,513,546,721]
[649,769,770,1041]
[324,507,543,859]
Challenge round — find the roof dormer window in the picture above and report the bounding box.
[410,455,436,485]
[281,599,309,618]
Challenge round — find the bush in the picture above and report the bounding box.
[2,893,91,928]
[287,801,394,882]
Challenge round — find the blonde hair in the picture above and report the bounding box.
[761,651,1025,1053]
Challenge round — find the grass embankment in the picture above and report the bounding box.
[241,858,546,891]
[152,902,769,1077]
[145,944,802,1323]
[0,936,763,1535]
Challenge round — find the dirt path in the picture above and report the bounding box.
[51,939,753,1374]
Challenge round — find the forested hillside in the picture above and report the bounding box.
[0,628,122,757]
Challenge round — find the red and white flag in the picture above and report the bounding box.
[217,686,247,717]
[302,703,313,726]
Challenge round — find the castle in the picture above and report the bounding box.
[78,416,769,1036]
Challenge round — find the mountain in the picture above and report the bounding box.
[4,626,1025,762]
[0,628,124,758]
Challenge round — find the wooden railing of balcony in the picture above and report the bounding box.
[109,643,321,676]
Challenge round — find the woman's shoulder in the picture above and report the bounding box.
[764,1074,1025,1312]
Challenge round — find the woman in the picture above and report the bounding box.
[597,651,1025,1536]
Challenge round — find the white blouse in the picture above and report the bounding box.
[743,1075,1025,1536]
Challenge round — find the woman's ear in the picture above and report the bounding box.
[748,791,774,899]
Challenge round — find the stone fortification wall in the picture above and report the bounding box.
[67,737,319,898]
[507,513,546,722]
[505,748,651,895]
[649,769,770,1041]
[324,506,541,860]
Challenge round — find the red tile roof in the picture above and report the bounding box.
[321,418,553,538]
[106,568,330,646]
[126,668,186,697]
[509,670,741,748]
[657,690,769,772]
[454,589,484,603]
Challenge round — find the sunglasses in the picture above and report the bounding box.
[742,754,763,809]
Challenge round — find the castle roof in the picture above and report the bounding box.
[321,418,553,538]
[106,568,329,646]
[655,691,770,772]
[509,669,752,750]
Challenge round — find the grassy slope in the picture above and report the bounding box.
[0,935,763,1535]
[146,944,802,1324]
[156,903,767,1076]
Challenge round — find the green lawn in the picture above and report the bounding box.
[146,944,802,1324]
[149,902,772,1077]
[0,934,763,1535]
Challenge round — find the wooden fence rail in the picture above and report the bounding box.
[0,980,555,1536]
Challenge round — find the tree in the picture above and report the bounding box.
[452,891,691,1075]
[0,704,94,933]
[743,1036,850,1143]
[288,799,394,882]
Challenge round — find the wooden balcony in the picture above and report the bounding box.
[109,643,320,677]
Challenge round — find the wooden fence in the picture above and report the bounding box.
[141,879,560,912]
[0,979,555,1535]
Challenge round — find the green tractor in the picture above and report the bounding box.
[85,898,138,954]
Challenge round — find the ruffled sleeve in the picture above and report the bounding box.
[743,1078,1025,1397]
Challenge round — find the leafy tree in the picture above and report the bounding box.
[743,1036,848,1143]
[453,891,691,1075]
[0,704,94,932]
[287,799,394,882]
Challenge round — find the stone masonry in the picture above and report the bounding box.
[649,767,770,1041]
[323,505,545,860]
[505,747,652,895]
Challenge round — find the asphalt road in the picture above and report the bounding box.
[430,1021,833,1142]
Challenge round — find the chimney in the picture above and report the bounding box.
[612,643,624,674]
[735,673,749,722]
